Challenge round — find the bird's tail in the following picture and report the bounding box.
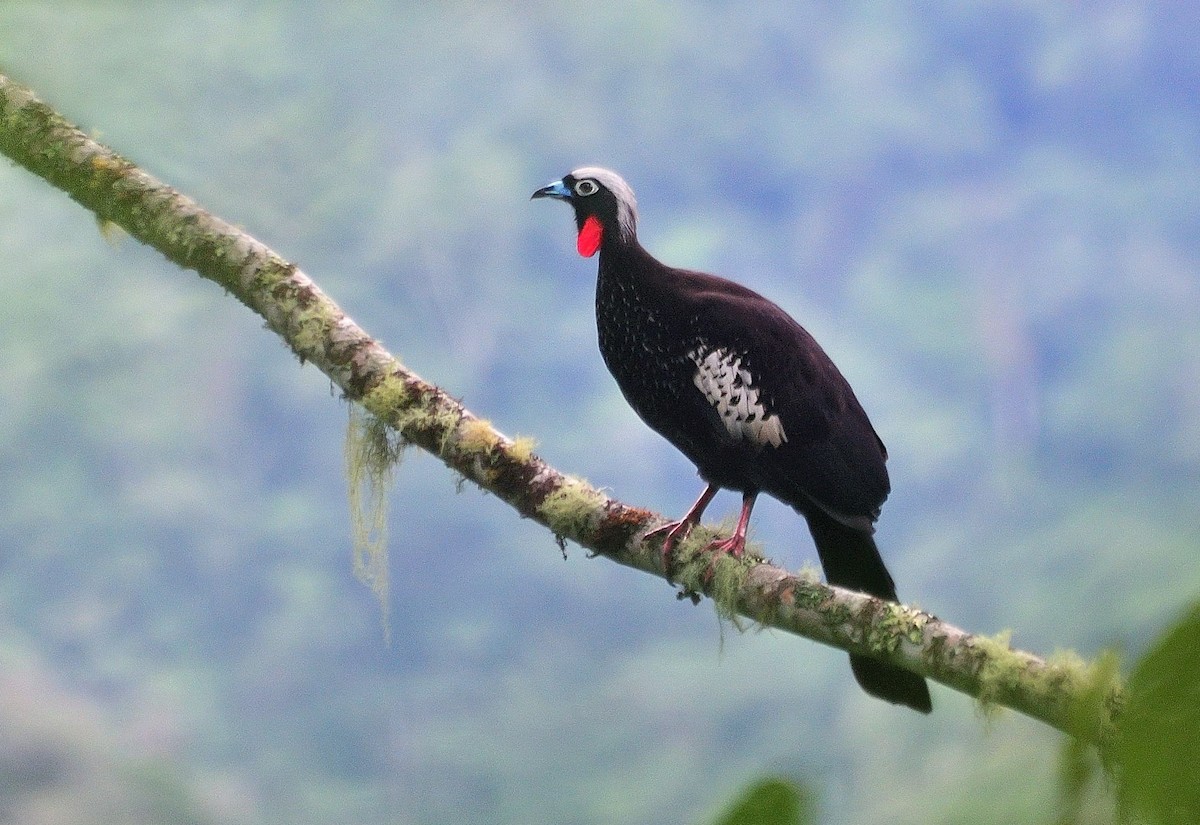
[803,508,932,713]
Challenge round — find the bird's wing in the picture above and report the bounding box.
[680,274,890,528]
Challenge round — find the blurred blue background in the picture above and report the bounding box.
[2,3,1198,823]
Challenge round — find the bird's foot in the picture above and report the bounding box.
[644,517,694,548]
[649,519,751,588]
[645,484,721,582]
[691,533,749,587]
[645,518,698,581]
[705,532,746,559]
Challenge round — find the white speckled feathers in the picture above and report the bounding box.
[689,347,787,449]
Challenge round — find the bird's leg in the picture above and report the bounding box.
[645,483,719,570]
[705,492,756,559]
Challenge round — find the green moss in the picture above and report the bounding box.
[434,409,469,456]
[864,601,928,655]
[666,526,722,588]
[456,417,501,454]
[965,633,1123,738]
[362,376,411,417]
[450,417,508,484]
[1044,649,1093,702]
[1053,647,1123,746]
[707,553,751,624]
[787,572,832,613]
[343,403,406,643]
[361,378,460,454]
[972,629,1019,718]
[508,435,537,463]
[290,308,333,358]
[538,476,607,542]
[666,526,761,626]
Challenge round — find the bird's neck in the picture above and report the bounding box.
[596,237,661,293]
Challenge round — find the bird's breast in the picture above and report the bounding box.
[595,274,695,411]
[595,273,787,464]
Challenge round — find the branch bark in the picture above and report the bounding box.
[0,71,1122,746]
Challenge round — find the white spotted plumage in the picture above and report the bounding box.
[689,347,787,449]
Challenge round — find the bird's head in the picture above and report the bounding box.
[531,166,638,257]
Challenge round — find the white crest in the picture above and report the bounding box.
[689,347,787,449]
[570,166,638,242]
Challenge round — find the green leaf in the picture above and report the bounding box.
[1115,604,1200,824]
[711,777,814,825]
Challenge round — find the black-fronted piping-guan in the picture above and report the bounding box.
[533,167,931,713]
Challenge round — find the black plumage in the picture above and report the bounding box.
[533,167,931,714]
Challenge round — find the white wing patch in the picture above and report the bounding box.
[689,348,787,449]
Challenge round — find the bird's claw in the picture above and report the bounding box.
[693,535,748,588]
[645,517,697,581]
[651,518,751,593]
[706,533,746,559]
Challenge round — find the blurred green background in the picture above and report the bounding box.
[2,3,1198,823]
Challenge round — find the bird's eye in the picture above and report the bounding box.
[574,179,599,196]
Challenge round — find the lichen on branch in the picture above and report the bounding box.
[344,404,406,641]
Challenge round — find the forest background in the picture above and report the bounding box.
[2,3,1199,824]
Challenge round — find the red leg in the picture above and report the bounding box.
[645,483,719,565]
[706,492,756,558]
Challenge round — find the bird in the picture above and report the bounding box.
[532,167,931,713]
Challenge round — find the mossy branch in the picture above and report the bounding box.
[0,71,1123,747]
